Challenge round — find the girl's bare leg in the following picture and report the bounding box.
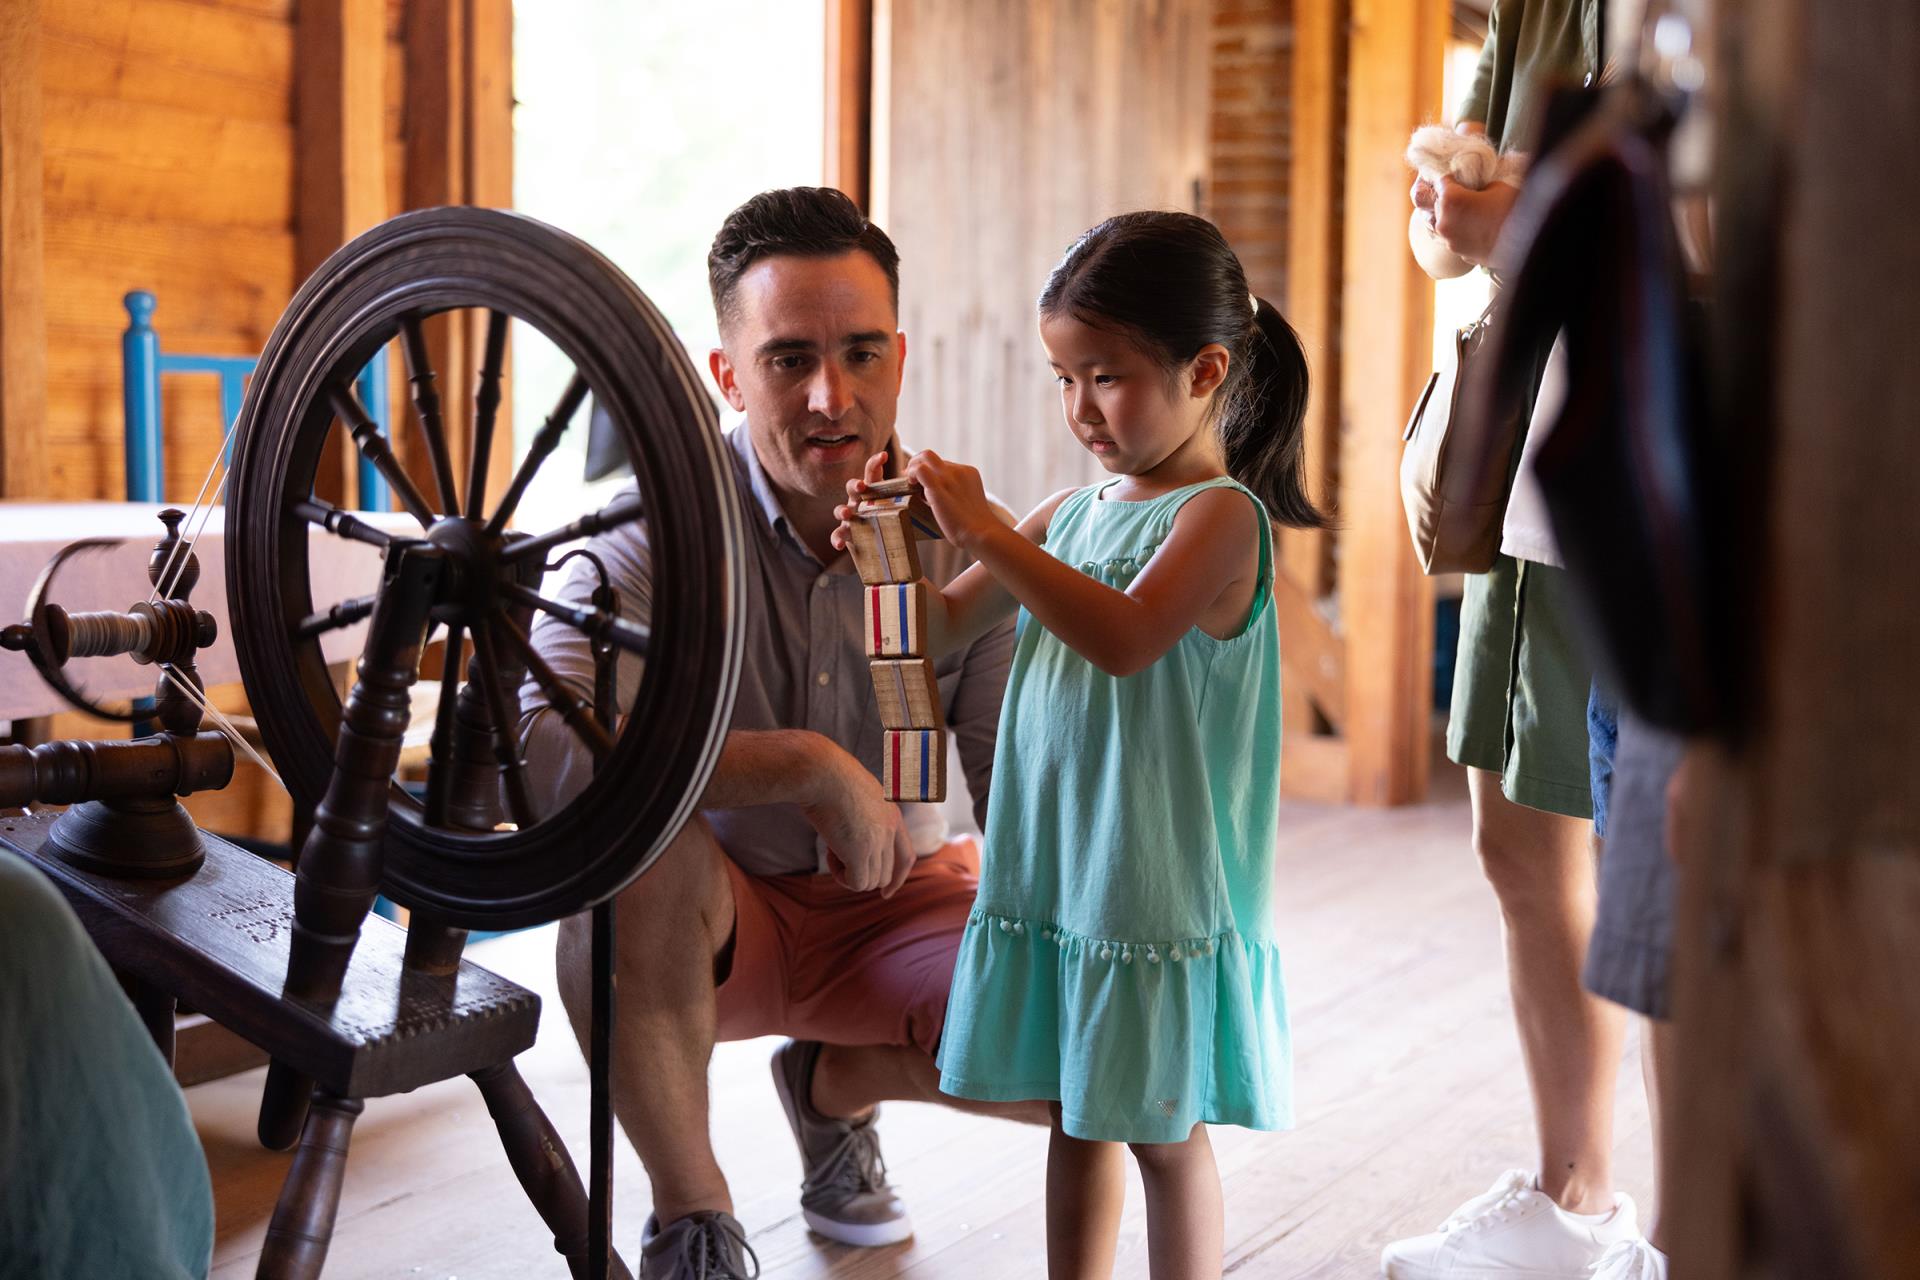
[1047,1103,1126,1279]
[1130,1123,1223,1280]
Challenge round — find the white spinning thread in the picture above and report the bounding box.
[125,400,294,790]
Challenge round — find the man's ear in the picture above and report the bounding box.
[708,347,748,413]
[1188,343,1231,400]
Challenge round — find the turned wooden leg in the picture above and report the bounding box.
[257,1091,364,1280]
[259,550,442,1151]
[473,1061,634,1280]
[117,968,177,1067]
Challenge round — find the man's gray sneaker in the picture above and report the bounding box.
[770,1039,913,1246]
[640,1210,760,1280]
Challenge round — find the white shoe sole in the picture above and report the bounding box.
[803,1208,913,1248]
[1385,1265,1596,1280]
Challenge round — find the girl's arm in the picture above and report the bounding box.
[830,451,1075,657]
[907,450,1258,678]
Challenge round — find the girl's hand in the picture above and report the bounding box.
[829,450,891,552]
[905,450,997,551]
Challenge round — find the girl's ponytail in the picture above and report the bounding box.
[1039,212,1330,531]
[1224,297,1330,530]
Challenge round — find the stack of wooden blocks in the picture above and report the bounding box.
[847,478,946,803]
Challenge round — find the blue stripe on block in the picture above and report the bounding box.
[919,729,929,798]
[895,585,909,652]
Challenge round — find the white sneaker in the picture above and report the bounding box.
[1592,1238,1668,1280]
[1380,1169,1642,1279]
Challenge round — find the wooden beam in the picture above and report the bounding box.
[825,0,873,210]
[295,0,386,276]
[1278,731,1350,806]
[297,0,386,508]
[0,0,48,500]
[1274,565,1347,730]
[1283,0,1341,603]
[465,0,514,517]
[1337,0,1443,805]
[1278,0,1343,765]
[403,0,473,517]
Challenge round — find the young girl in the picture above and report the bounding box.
[834,211,1325,1279]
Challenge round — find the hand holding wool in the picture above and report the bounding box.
[1405,125,1528,191]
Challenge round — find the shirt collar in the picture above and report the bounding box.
[730,422,824,565]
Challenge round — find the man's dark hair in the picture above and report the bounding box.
[707,187,900,332]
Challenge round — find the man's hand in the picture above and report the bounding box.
[801,744,916,898]
[1428,176,1520,268]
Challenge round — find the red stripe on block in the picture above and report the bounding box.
[870,588,882,654]
[889,729,902,794]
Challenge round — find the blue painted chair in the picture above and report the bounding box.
[120,289,392,510]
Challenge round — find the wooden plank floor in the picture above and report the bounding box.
[195,764,1654,1278]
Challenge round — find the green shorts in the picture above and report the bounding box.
[1446,554,1595,820]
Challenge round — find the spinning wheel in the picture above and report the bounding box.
[1,207,740,1278]
[211,207,746,1278]
[227,206,744,929]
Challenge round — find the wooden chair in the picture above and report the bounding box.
[120,288,391,510]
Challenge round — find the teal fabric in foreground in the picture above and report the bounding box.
[0,848,213,1280]
[937,478,1294,1143]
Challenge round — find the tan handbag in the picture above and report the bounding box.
[1398,307,1526,574]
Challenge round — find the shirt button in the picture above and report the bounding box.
[816,671,831,686]
[815,574,830,589]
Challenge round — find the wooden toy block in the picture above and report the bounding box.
[857,492,944,542]
[882,728,947,803]
[865,582,927,657]
[869,657,942,729]
[846,504,923,584]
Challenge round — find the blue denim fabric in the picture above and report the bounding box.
[1587,682,1619,840]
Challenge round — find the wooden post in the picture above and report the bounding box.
[297,0,386,509]
[825,0,873,210]
[466,0,514,519]
[1276,0,1352,801]
[1670,0,1920,1273]
[1283,0,1341,615]
[0,0,48,500]
[1335,0,1442,806]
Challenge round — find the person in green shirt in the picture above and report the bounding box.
[1383,4,1659,1279]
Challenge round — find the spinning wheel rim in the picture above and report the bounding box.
[228,208,744,929]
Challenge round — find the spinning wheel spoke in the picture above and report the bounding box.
[294,498,393,548]
[484,373,591,537]
[294,594,376,640]
[467,622,537,829]
[327,382,438,529]
[399,316,462,517]
[422,622,465,828]
[465,310,510,517]
[500,580,649,658]
[498,495,645,566]
[495,610,614,764]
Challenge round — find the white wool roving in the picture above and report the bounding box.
[1406,125,1528,190]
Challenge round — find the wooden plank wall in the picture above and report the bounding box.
[39,0,297,504]
[5,0,510,841]
[873,0,1213,519]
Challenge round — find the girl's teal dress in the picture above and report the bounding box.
[936,477,1293,1143]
